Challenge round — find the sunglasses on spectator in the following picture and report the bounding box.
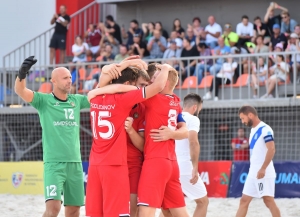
[225,25,231,28]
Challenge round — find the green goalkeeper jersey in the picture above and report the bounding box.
[30,92,90,162]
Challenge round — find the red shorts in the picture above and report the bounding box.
[85,165,130,217]
[128,157,143,194]
[137,158,185,209]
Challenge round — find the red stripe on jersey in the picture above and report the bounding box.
[142,93,182,160]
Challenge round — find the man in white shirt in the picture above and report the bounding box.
[236,15,254,46]
[204,16,222,49]
[160,93,209,217]
[236,106,281,217]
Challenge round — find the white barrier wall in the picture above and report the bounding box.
[0,0,56,67]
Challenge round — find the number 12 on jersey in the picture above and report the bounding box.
[91,111,115,139]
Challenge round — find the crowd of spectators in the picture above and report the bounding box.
[59,2,300,98]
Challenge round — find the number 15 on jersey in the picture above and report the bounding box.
[91,111,115,140]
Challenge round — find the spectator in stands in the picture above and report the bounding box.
[270,24,287,51]
[114,44,129,61]
[142,22,155,42]
[105,15,122,44]
[49,5,70,64]
[194,42,212,84]
[102,44,115,62]
[209,37,231,75]
[254,35,269,59]
[188,17,205,38]
[251,57,268,98]
[280,11,298,37]
[179,38,199,81]
[168,31,183,49]
[231,128,249,161]
[253,16,268,43]
[222,23,239,48]
[264,2,288,36]
[236,15,254,47]
[72,36,89,63]
[146,30,167,59]
[172,18,185,39]
[129,34,150,58]
[203,56,237,101]
[262,54,289,98]
[103,31,120,56]
[185,27,196,47]
[163,40,181,59]
[204,16,222,49]
[155,22,169,40]
[163,41,181,69]
[286,33,300,81]
[85,23,103,59]
[294,25,300,38]
[122,19,143,48]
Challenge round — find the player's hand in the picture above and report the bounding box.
[257,168,266,179]
[120,55,141,63]
[102,63,122,79]
[18,56,37,81]
[150,126,173,142]
[124,117,134,134]
[123,59,148,71]
[190,167,199,185]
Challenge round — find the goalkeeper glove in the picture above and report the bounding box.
[18,56,37,81]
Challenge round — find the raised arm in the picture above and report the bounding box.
[125,117,145,152]
[14,56,37,103]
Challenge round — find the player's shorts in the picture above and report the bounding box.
[137,158,185,209]
[243,176,275,198]
[44,162,84,206]
[128,157,143,194]
[85,165,130,217]
[49,33,66,50]
[179,174,207,200]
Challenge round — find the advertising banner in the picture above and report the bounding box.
[198,161,232,197]
[0,162,44,194]
[228,161,300,198]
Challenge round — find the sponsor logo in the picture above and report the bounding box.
[54,102,60,106]
[70,102,75,107]
[220,172,229,185]
[12,172,23,188]
[90,103,115,110]
[239,172,300,184]
[200,171,210,185]
[254,133,258,140]
[169,101,180,107]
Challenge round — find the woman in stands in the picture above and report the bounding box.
[142,22,155,42]
[261,54,289,98]
[172,18,185,39]
[194,42,212,84]
[155,21,169,40]
[251,57,268,98]
[72,35,89,63]
[203,56,237,101]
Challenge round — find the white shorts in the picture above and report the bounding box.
[243,176,275,198]
[179,174,207,200]
[90,45,100,54]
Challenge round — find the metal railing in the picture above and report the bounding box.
[1,51,300,106]
[2,1,101,69]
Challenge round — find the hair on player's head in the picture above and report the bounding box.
[147,63,157,79]
[136,69,150,81]
[238,105,258,116]
[106,15,114,22]
[167,69,179,90]
[183,93,203,108]
[111,67,138,84]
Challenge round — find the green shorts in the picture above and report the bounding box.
[44,162,84,206]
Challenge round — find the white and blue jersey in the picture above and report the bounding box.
[248,121,276,179]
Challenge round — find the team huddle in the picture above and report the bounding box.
[14,56,281,217]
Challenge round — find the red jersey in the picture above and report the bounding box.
[143,94,182,160]
[127,103,145,159]
[232,137,249,161]
[87,29,102,46]
[89,88,146,165]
